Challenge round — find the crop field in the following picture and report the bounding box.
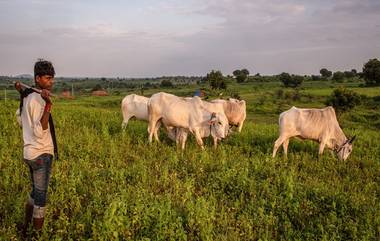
[0,82,379,240]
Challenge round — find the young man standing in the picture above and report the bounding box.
[16,59,58,235]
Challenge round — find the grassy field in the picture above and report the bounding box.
[0,81,379,240]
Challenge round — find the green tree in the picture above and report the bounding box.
[233,68,250,83]
[160,80,174,88]
[241,68,250,76]
[320,68,332,78]
[206,70,227,89]
[279,72,303,88]
[332,71,345,82]
[325,87,361,113]
[344,70,355,79]
[92,84,103,91]
[311,75,322,81]
[232,70,241,76]
[363,58,380,86]
[279,72,291,87]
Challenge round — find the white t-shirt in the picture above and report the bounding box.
[20,92,54,160]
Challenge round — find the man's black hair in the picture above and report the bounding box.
[34,59,55,78]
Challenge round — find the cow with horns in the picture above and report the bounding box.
[272,106,356,160]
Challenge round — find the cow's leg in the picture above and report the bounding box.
[272,135,287,158]
[237,121,244,133]
[121,115,131,130]
[148,117,159,143]
[180,131,188,150]
[153,121,161,142]
[282,138,290,157]
[318,141,326,155]
[193,129,204,150]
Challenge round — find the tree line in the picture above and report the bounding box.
[203,58,380,89]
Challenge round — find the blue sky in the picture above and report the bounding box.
[0,0,379,77]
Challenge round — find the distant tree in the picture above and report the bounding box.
[279,72,291,86]
[279,72,303,88]
[320,68,332,79]
[160,80,174,88]
[363,58,380,86]
[332,71,345,82]
[92,84,103,91]
[206,70,227,89]
[311,75,322,81]
[325,87,361,113]
[292,75,304,87]
[232,70,241,76]
[233,68,250,83]
[344,70,355,79]
[241,69,250,76]
[143,82,152,88]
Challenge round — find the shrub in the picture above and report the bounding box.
[325,87,361,113]
[275,89,284,99]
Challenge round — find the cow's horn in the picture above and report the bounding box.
[349,135,356,143]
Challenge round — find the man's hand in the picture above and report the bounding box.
[15,81,22,93]
[40,89,52,104]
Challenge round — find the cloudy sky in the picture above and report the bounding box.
[0,0,379,77]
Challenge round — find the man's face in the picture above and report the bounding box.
[36,75,54,90]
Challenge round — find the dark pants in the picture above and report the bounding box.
[24,153,53,207]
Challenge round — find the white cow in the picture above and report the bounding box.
[211,98,246,132]
[121,94,160,140]
[121,94,149,128]
[272,106,355,160]
[148,92,229,149]
[166,97,230,149]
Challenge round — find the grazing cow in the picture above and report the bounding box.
[121,94,149,128]
[121,94,160,140]
[211,98,246,132]
[173,97,230,149]
[272,106,355,160]
[166,98,230,149]
[148,92,229,149]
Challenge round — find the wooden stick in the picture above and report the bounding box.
[17,82,56,97]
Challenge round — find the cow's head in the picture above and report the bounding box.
[336,136,356,160]
[208,112,229,139]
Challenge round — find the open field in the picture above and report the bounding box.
[0,81,379,240]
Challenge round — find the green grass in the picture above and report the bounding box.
[0,82,379,240]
